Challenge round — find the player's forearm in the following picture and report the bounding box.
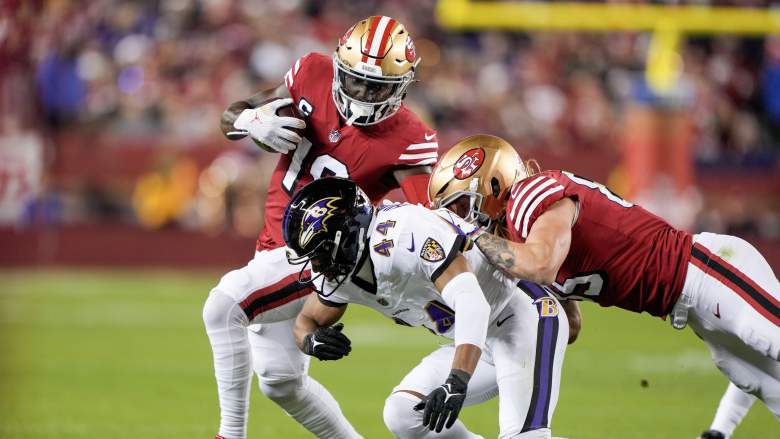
[562,300,582,344]
[293,294,347,349]
[475,233,557,284]
[451,343,481,376]
[293,313,320,350]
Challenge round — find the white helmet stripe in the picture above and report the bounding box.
[368,16,392,61]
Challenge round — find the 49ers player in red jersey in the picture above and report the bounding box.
[203,16,437,439]
[429,134,780,429]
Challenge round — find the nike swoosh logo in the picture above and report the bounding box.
[496,314,514,327]
[424,132,436,141]
[713,303,721,319]
[407,234,415,252]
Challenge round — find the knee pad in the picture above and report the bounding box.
[259,376,304,403]
[383,392,423,437]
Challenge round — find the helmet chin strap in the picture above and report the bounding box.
[346,101,372,126]
[350,226,367,276]
[330,230,342,260]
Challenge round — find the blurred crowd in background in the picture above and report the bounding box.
[1,0,778,242]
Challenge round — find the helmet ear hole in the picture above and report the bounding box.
[490,177,501,198]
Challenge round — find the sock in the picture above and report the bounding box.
[261,375,363,438]
[204,291,252,439]
[710,383,757,438]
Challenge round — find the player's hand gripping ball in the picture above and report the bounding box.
[302,323,352,361]
[229,97,306,154]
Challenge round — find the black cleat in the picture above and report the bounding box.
[699,430,725,439]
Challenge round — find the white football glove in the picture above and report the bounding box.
[228,98,306,154]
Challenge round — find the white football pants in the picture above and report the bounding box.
[673,232,780,420]
[707,382,756,438]
[384,283,568,438]
[202,247,362,439]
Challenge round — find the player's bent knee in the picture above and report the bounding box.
[259,376,304,403]
[508,428,552,439]
[383,392,423,437]
[203,290,237,329]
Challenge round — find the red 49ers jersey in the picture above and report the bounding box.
[257,53,437,250]
[505,170,693,317]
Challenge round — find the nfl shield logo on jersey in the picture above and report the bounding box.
[420,238,446,262]
[329,129,341,143]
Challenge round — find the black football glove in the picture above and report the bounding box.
[301,323,352,361]
[414,369,470,432]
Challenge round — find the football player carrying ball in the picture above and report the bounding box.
[203,16,438,439]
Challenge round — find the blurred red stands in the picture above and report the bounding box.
[2,130,777,270]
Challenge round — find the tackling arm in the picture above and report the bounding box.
[220,84,290,140]
[476,197,576,285]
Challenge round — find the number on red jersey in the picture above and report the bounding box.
[562,171,633,208]
[281,139,350,194]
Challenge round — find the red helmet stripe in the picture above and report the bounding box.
[372,18,396,65]
[361,16,381,63]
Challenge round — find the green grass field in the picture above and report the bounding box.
[0,269,776,438]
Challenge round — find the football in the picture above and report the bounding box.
[248,97,307,152]
[270,97,306,136]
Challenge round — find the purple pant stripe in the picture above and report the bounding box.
[531,316,555,426]
[521,294,560,433]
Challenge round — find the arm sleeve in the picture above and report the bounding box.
[317,279,350,307]
[441,271,490,349]
[317,294,348,308]
[505,171,567,240]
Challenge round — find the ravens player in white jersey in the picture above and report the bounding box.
[282,177,569,438]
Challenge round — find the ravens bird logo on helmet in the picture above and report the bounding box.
[283,177,374,295]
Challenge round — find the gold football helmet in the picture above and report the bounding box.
[333,16,419,126]
[429,134,530,227]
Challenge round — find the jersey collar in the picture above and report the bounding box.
[349,214,378,294]
[350,240,377,294]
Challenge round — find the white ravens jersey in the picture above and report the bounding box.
[317,203,514,338]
